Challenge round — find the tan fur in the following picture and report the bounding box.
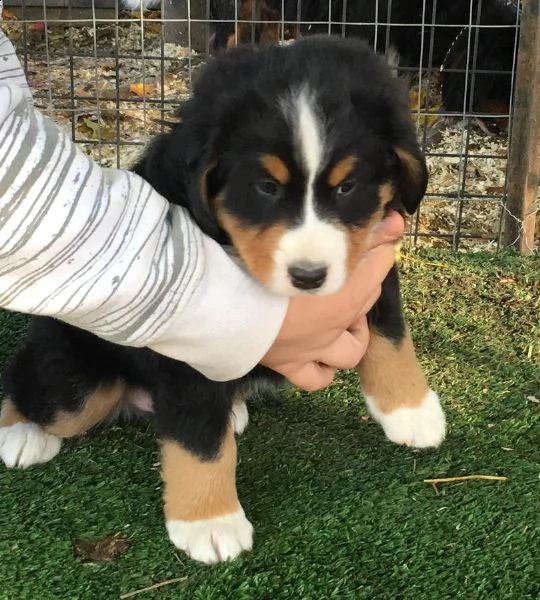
[357,328,429,413]
[233,0,284,46]
[345,182,393,273]
[260,154,290,184]
[199,162,217,208]
[45,382,125,437]
[161,425,240,522]
[0,398,28,427]
[216,207,286,285]
[328,155,357,187]
[259,23,281,45]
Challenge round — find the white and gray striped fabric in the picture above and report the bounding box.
[0,31,286,381]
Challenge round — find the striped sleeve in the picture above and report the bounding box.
[0,30,287,380]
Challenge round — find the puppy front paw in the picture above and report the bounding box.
[166,508,254,564]
[0,423,62,468]
[366,390,446,448]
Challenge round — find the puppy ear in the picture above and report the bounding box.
[189,160,225,241]
[339,38,428,215]
[392,145,428,215]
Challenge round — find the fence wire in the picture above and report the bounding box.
[1,0,537,251]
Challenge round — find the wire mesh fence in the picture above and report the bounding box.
[1,0,538,251]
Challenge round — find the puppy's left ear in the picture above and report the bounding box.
[392,144,428,215]
[178,102,226,240]
[189,159,225,241]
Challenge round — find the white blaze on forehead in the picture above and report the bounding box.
[279,85,325,182]
[295,87,325,179]
[270,86,349,297]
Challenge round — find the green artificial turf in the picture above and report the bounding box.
[0,249,538,600]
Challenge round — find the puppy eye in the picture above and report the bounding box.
[335,179,357,198]
[255,179,281,198]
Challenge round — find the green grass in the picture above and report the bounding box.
[0,249,538,600]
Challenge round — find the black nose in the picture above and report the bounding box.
[288,262,328,290]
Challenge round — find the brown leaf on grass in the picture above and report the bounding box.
[486,185,505,194]
[74,533,129,563]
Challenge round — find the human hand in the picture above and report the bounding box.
[260,211,405,391]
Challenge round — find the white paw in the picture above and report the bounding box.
[166,508,254,564]
[0,423,62,469]
[231,401,249,435]
[366,390,446,448]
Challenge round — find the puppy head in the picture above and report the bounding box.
[180,36,427,297]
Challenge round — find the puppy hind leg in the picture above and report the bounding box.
[0,397,62,469]
[0,382,125,469]
[44,381,126,438]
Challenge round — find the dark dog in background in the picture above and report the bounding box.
[211,0,520,131]
[0,36,446,564]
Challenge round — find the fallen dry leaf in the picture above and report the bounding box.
[1,8,18,20]
[74,533,129,563]
[129,82,158,98]
[99,85,133,100]
[78,117,117,141]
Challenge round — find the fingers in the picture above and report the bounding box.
[369,211,405,248]
[278,325,370,392]
[346,244,396,308]
[281,362,337,392]
[355,286,381,318]
[318,330,368,371]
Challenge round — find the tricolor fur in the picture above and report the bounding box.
[0,37,446,564]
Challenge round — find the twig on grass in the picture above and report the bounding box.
[398,252,449,269]
[424,475,507,484]
[120,576,188,599]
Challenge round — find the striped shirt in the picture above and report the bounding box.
[0,30,287,381]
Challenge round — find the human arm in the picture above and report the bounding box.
[0,30,288,381]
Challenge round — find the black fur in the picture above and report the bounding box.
[3,36,426,463]
[211,0,520,126]
[367,265,406,344]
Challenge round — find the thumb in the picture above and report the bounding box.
[370,211,405,248]
[281,362,337,392]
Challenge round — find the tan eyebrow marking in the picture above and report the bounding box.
[260,154,290,184]
[328,155,357,187]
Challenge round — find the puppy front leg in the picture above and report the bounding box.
[161,424,253,564]
[358,266,446,448]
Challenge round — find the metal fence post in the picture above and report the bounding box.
[503,0,539,254]
[163,0,208,53]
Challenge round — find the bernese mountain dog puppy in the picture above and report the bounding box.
[212,0,519,130]
[0,36,446,564]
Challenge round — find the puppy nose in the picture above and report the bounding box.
[288,262,328,290]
